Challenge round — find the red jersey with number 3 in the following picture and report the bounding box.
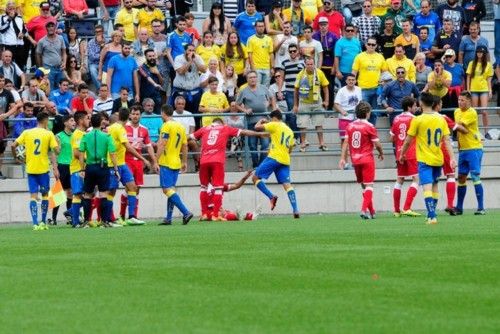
[390,112,416,160]
[125,123,152,161]
[345,119,379,165]
[192,124,241,165]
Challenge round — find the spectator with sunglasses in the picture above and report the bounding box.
[352,0,382,45]
[381,66,419,125]
[334,24,361,86]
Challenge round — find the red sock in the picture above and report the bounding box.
[393,186,402,213]
[368,201,375,215]
[403,184,418,211]
[212,192,223,218]
[200,190,209,216]
[446,178,456,208]
[134,197,139,218]
[92,197,101,221]
[120,194,127,219]
[362,188,373,212]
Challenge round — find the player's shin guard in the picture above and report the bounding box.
[403,183,418,211]
[82,198,91,222]
[134,197,139,218]
[212,189,223,218]
[393,183,402,212]
[41,196,49,224]
[29,199,38,225]
[199,187,209,216]
[446,178,456,209]
[286,187,298,213]
[456,182,467,211]
[423,190,436,219]
[119,194,127,219]
[432,192,439,210]
[255,179,274,200]
[472,176,484,210]
[166,189,189,216]
[362,187,373,213]
[127,191,137,218]
[71,198,82,226]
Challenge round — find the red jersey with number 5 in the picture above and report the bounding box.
[345,119,379,165]
[390,112,416,160]
[192,124,241,165]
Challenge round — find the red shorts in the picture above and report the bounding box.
[199,162,225,187]
[354,160,375,184]
[126,159,144,186]
[396,159,418,177]
[442,150,455,176]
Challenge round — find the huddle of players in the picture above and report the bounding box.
[340,91,485,224]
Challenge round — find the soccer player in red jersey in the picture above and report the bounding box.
[119,105,159,219]
[390,96,421,217]
[339,101,384,219]
[191,118,262,221]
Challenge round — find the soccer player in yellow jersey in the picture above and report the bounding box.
[199,77,230,126]
[454,91,485,215]
[12,112,60,230]
[247,20,274,87]
[400,92,456,225]
[252,110,299,218]
[156,105,193,225]
[69,112,89,227]
[107,108,151,226]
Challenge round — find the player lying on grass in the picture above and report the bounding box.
[339,101,384,219]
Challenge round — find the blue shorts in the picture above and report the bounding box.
[418,162,442,185]
[470,92,488,98]
[27,173,50,194]
[458,149,483,176]
[108,165,135,190]
[255,157,291,184]
[160,166,179,189]
[71,172,84,195]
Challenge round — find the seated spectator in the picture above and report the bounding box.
[386,44,416,82]
[71,83,94,114]
[138,48,163,113]
[172,95,199,170]
[92,84,114,115]
[49,78,74,115]
[4,79,24,112]
[13,102,37,138]
[222,64,239,102]
[112,87,134,114]
[200,58,224,93]
[0,50,26,90]
[21,78,49,114]
[66,26,87,75]
[64,55,84,90]
[62,0,89,19]
[199,77,230,127]
[87,24,106,89]
[132,28,156,66]
[33,67,51,96]
[140,98,163,143]
[196,31,222,67]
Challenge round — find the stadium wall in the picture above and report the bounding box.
[1,167,499,223]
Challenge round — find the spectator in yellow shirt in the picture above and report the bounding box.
[386,44,416,82]
[394,19,420,60]
[283,0,314,39]
[247,20,274,87]
[199,77,230,127]
[196,32,221,68]
[424,59,452,99]
[115,0,138,42]
[135,0,165,36]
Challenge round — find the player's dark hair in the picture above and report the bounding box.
[419,92,435,108]
[270,109,283,120]
[402,96,416,112]
[118,108,130,122]
[62,114,73,124]
[91,113,102,128]
[431,95,441,109]
[36,111,49,123]
[460,90,472,100]
[355,101,371,119]
[161,104,174,116]
[74,111,87,124]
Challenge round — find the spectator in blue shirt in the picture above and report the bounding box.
[381,66,420,125]
[334,24,361,86]
[49,79,73,115]
[443,49,464,110]
[413,0,441,44]
[106,43,139,100]
[140,98,163,143]
[13,102,37,138]
[458,22,489,71]
[166,16,193,82]
[233,0,263,45]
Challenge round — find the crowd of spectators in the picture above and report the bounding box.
[0,0,498,178]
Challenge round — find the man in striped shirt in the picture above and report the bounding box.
[92,84,114,115]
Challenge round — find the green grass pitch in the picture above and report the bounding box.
[1,213,499,333]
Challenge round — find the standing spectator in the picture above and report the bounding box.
[196,31,221,67]
[66,27,87,75]
[71,83,94,114]
[466,45,493,136]
[138,49,164,112]
[184,12,201,46]
[87,25,106,89]
[92,84,114,115]
[282,0,313,40]
[131,27,156,66]
[334,24,362,85]
[312,0,345,38]
[352,37,388,124]
[443,49,465,110]
[334,74,362,148]
[274,21,298,69]
[35,21,67,90]
[436,0,466,34]
[247,20,274,87]
[293,57,329,151]
[165,16,192,83]
[381,66,419,125]
[49,78,73,115]
[236,71,274,167]
[394,19,420,61]
[301,0,323,18]
[458,22,488,72]
[222,64,239,102]
[0,74,15,179]
[22,78,49,114]
[313,18,338,110]
[380,0,406,36]
[0,2,33,71]
[233,0,264,45]
[202,2,232,47]
[0,50,26,90]
[372,0,391,17]
[102,0,122,36]
[462,0,486,30]
[115,0,139,43]
[424,59,452,114]
[269,68,288,115]
[221,32,249,87]
[135,0,165,36]
[112,87,134,114]
[353,0,382,45]
[107,43,140,101]
[376,16,398,59]
[341,0,365,25]
[418,27,434,66]
[386,44,416,82]
[199,77,230,127]
[414,52,432,91]
[264,1,285,39]
[413,0,441,45]
[150,19,168,95]
[300,25,323,68]
[200,58,224,93]
[98,30,122,85]
[432,19,461,61]
[13,102,37,138]
[26,2,56,43]
[222,0,242,22]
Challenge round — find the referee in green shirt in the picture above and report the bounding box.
[77,113,118,227]
[52,115,74,225]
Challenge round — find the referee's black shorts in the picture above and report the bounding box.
[84,164,110,194]
[57,164,71,189]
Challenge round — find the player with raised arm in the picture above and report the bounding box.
[390,96,421,217]
[252,110,300,218]
[12,112,60,230]
[191,118,262,221]
[339,102,384,220]
[400,92,456,225]
[156,105,193,226]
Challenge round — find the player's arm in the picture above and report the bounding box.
[240,129,266,137]
[253,118,269,131]
[374,140,384,161]
[124,142,150,167]
[453,123,468,134]
[442,134,456,168]
[338,139,348,169]
[155,137,166,161]
[145,144,159,173]
[399,134,415,163]
[50,150,59,180]
[226,170,254,192]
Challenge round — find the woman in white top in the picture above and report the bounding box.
[67,26,87,74]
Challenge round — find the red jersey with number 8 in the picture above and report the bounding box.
[192,124,241,165]
[345,119,379,165]
[390,112,416,160]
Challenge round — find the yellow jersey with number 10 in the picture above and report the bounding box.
[158,121,187,170]
[15,127,58,174]
[265,121,295,166]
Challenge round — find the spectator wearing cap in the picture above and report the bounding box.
[458,21,489,72]
[234,0,264,45]
[431,19,461,62]
[352,0,382,45]
[334,24,362,86]
[341,0,365,25]
[49,78,74,115]
[380,66,419,125]
[313,18,338,110]
[26,2,56,43]
[282,0,314,40]
[33,67,51,95]
[35,20,67,91]
[0,50,26,90]
[380,0,407,36]
[312,0,345,38]
[443,49,464,110]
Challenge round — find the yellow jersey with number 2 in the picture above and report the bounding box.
[15,127,58,174]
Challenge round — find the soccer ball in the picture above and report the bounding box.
[15,145,26,160]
